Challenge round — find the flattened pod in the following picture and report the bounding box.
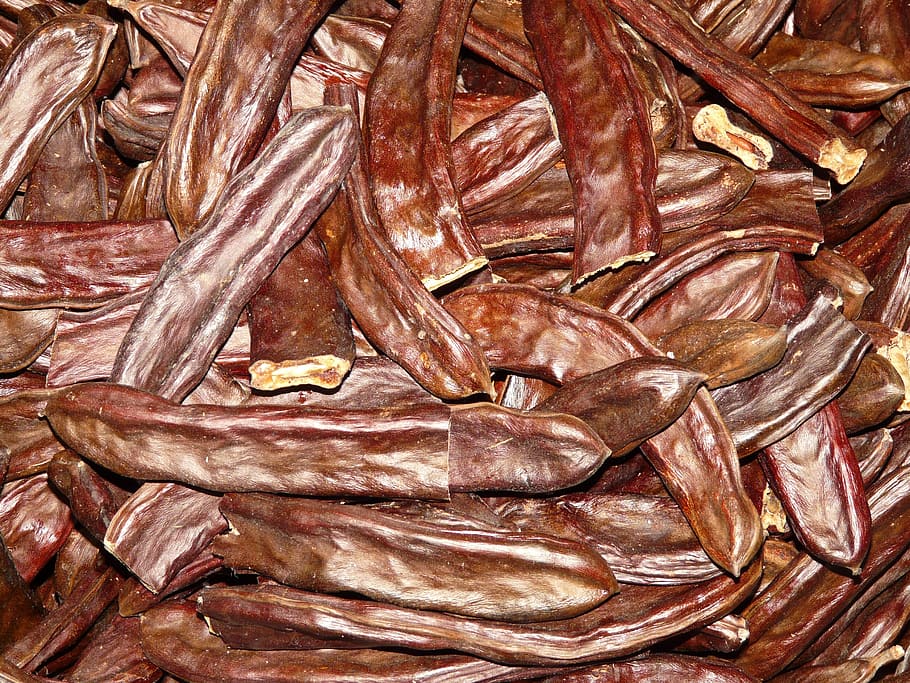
[523,0,660,283]
[444,283,762,576]
[111,106,357,402]
[44,382,452,500]
[365,0,487,289]
[0,14,117,212]
[195,560,762,666]
[214,493,618,622]
[141,601,557,683]
[162,0,336,237]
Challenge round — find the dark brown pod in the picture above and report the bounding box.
[161,0,336,237]
[839,352,906,434]
[735,465,910,679]
[195,558,762,666]
[0,474,72,583]
[140,601,556,683]
[444,283,762,576]
[319,81,495,401]
[755,33,910,108]
[452,91,562,215]
[601,0,867,183]
[820,113,910,247]
[0,309,58,375]
[495,492,724,585]
[769,647,904,683]
[213,493,618,622]
[0,388,64,482]
[712,294,871,457]
[0,14,117,213]
[0,534,43,651]
[2,565,123,672]
[852,429,894,487]
[633,252,780,340]
[448,403,611,493]
[524,0,660,283]
[102,483,225,593]
[66,614,161,683]
[576,170,824,319]
[656,319,787,389]
[0,219,175,310]
[45,381,452,500]
[537,654,759,682]
[535,356,706,456]
[365,0,487,289]
[246,232,355,391]
[799,247,873,320]
[111,105,357,402]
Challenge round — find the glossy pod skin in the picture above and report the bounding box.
[140,601,559,683]
[607,0,867,183]
[444,283,763,576]
[213,493,618,622]
[655,319,787,389]
[246,232,355,391]
[111,106,357,402]
[494,492,724,585]
[734,466,910,679]
[195,557,762,666]
[524,0,661,283]
[0,14,117,212]
[44,382,610,498]
[318,83,494,401]
[102,483,225,594]
[712,293,871,457]
[535,356,707,457]
[0,219,175,309]
[161,0,336,237]
[365,0,487,289]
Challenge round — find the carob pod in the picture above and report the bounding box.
[213,493,618,622]
[0,474,72,583]
[576,170,824,319]
[535,356,707,457]
[246,232,355,391]
[494,492,724,585]
[195,557,762,666]
[44,381,610,498]
[364,0,487,289]
[0,219,175,309]
[523,0,661,283]
[318,81,494,400]
[102,483,226,594]
[536,654,759,682]
[65,614,161,683]
[111,105,357,402]
[160,0,336,238]
[712,293,871,457]
[452,91,562,215]
[601,0,867,183]
[633,252,781,340]
[754,33,910,108]
[734,465,910,679]
[655,319,787,390]
[141,601,562,683]
[444,283,762,576]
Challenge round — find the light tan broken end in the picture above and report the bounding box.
[573,250,656,287]
[249,356,352,392]
[422,255,489,291]
[692,104,774,170]
[819,137,867,185]
[761,484,790,536]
